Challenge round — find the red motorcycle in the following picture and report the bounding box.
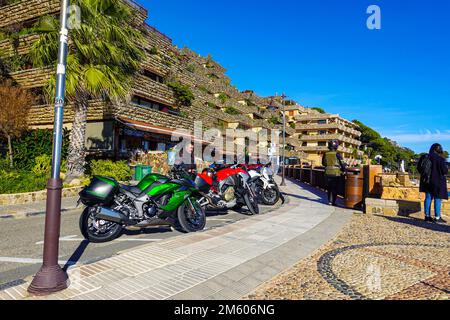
[194,163,260,215]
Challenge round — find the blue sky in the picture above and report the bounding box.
[140,0,450,155]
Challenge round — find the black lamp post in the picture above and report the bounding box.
[28,0,70,295]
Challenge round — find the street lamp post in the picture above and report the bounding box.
[28,0,70,295]
[280,93,287,187]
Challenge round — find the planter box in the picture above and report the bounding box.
[365,197,449,218]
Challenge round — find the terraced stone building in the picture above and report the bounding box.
[0,0,305,161]
[283,105,363,165]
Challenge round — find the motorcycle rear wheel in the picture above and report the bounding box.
[261,185,281,206]
[79,207,123,243]
[175,199,206,233]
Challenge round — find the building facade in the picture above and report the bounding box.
[282,105,363,165]
[0,0,300,162]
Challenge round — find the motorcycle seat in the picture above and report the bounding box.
[171,179,195,188]
[120,185,142,196]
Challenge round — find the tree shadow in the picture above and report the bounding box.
[378,215,450,234]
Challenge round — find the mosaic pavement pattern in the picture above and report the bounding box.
[247,214,450,300]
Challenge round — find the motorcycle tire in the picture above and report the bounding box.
[261,185,281,206]
[175,199,206,233]
[243,192,260,215]
[79,207,123,243]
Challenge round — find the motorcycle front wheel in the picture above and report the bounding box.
[175,198,206,233]
[79,207,123,243]
[243,192,260,215]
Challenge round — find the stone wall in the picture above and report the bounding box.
[366,197,449,218]
[132,74,176,107]
[28,101,114,127]
[116,103,195,132]
[365,173,449,218]
[0,34,39,57]
[0,186,83,206]
[10,67,53,88]
[0,0,60,28]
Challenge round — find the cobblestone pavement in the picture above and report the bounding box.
[247,213,450,300]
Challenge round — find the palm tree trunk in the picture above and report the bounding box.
[7,134,13,168]
[66,97,88,179]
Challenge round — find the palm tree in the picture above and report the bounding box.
[29,0,144,179]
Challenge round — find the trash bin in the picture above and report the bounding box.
[345,168,364,209]
[134,165,152,181]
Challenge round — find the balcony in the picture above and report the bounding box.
[28,100,112,126]
[0,0,147,29]
[132,74,175,107]
[299,133,361,147]
[10,67,54,88]
[117,103,195,132]
[142,55,170,77]
[296,122,361,137]
[0,0,60,28]
[0,34,40,57]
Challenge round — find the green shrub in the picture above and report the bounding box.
[267,116,282,125]
[167,81,195,107]
[207,102,216,108]
[198,85,212,94]
[88,160,132,182]
[11,129,70,170]
[186,64,195,73]
[224,106,240,115]
[32,154,52,175]
[217,93,228,104]
[0,169,48,194]
[149,46,158,55]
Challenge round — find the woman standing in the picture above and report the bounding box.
[418,143,448,224]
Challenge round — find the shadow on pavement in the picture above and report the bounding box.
[63,240,90,271]
[123,226,173,236]
[379,215,450,234]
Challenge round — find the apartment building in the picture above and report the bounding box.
[282,105,362,165]
[0,0,297,161]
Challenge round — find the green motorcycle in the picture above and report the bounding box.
[78,167,206,243]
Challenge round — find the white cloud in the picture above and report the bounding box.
[389,130,450,143]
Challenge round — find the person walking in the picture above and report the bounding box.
[417,143,448,224]
[322,140,347,206]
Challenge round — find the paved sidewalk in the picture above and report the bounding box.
[0,197,79,219]
[0,178,354,300]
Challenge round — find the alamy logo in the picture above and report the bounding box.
[367,5,381,30]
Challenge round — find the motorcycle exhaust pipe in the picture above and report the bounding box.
[96,207,131,225]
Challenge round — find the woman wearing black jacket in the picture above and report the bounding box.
[418,143,448,223]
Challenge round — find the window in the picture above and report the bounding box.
[318,120,327,125]
[131,96,172,113]
[319,130,327,135]
[318,142,327,147]
[143,70,164,83]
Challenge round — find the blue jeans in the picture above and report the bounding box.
[424,193,442,219]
